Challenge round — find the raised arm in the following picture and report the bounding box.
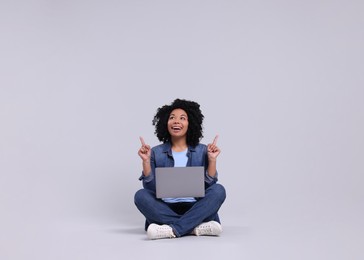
[207,135,221,178]
[137,136,152,177]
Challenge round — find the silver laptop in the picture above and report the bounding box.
[155,166,205,199]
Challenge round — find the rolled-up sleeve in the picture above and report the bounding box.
[204,170,218,185]
[138,172,153,182]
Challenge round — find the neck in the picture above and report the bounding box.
[171,137,188,152]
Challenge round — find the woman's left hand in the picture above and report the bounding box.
[207,135,221,161]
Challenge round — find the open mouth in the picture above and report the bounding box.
[171,126,182,131]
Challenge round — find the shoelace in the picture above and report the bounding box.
[196,225,213,235]
[155,226,175,238]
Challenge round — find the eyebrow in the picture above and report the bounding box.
[170,113,188,117]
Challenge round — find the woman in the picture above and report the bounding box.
[134,98,226,240]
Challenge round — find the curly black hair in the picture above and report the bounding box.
[152,99,204,147]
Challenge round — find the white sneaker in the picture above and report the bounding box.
[147,224,176,240]
[193,221,222,236]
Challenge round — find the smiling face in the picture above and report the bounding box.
[167,108,189,139]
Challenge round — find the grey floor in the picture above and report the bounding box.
[2,206,363,260]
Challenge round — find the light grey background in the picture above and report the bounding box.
[1,1,363,260]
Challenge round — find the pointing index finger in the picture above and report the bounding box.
[212,135,219,145]
[139,136,146,146]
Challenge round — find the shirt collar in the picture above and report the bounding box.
[161,142,196,155]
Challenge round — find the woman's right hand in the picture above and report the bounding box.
[138,136,151,162]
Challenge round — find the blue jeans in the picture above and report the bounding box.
[134,183,226,237]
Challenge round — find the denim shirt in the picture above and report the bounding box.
[139,142,218,192]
